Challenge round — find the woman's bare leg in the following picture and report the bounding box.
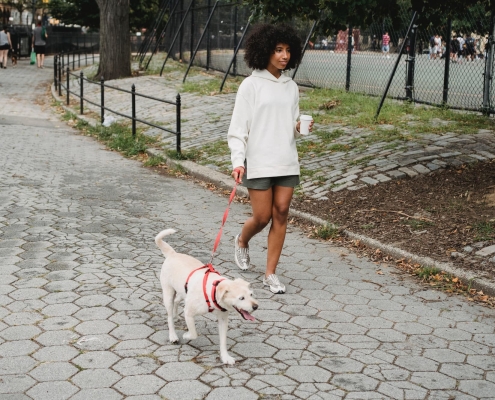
[266,186,293,276]
[237,188,273,248]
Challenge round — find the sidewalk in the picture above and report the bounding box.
[2,57,495,399]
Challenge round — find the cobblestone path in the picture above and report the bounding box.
[2,58,495,399]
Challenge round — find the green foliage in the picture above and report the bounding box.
[473,221,495,241]
[315,223,340,240]
[415,266,441,280]
[144,155,165,166]
[165,149,201,161]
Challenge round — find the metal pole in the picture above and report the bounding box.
[345,24,353,91]
[375,11,418,120]
[131,84,136,137]
[190,0,194,63]
[179,0,184,61]
[406,19,418,101]
[54,55,58,91]
[442,18,452,105]
[61,51,64,72]
[220,14,252,92]
[292,20,318,80]
[80,71,84,115]
[72,52,75,69]
[160,0,195,76]
[206,0,211,70]
[176,93,181,154]
[183,0,219,83]
[482,13,495,115]
[233,4,238,76]
[100,76,105,123]
[138,0,170,63]
[58,60,62,96]
[66,67,70,105]
[78,51,80,68]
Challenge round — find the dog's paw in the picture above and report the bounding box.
[221,355,236,365]
[169,333,179,344]
[183,331,197,341]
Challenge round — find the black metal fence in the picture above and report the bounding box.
[142,0,495,113]
[54,50,182,153]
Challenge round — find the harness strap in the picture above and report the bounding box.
[211,279,227,312]
[184,264,208,294]
[184,263,227,313]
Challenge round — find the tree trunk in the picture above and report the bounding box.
[95,0,131,80]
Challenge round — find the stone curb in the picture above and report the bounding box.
[51,83,495,298]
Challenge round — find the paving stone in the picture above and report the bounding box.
[159,380,211,400]
[26,381,79,400]
[458,380,495,398]
[71,369,122,388]
[156,361,205,381]
[72,351,121,369]
[475,245,495,257]
[113,375,165,395]
[0,356,37,375]
[69,388,123,400]
[0,375,37,394]
[205,387,258,400]
[331,373,379,391]
[29,362,79,381]
[397,167,418,177]
[285,365,332,382]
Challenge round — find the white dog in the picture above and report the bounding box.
[155,229,258,365]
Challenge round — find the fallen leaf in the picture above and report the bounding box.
[376,270,384,275]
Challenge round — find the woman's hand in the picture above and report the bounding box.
[296,120,314,133]
[231,166,245,183]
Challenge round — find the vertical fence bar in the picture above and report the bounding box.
[61,51,64,72]
[206,0,211,70]
[346,24,353,91]
[233,4,238,76]
[442,18,452,105]
[72,52,75,69]
[80,71,84,115]
[179,0,184,61]
[406,19,418,101]
[58,59,62,96]
[131,84,136,137]
[54,55,58,91]
[66,67,70,105]
[78,52,80,68]
[482,12,495,115]
[100,76,105,123]
[190,0,194,61]
[176,93,181,154]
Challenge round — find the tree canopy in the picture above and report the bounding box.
[48,0,162,30]
[247,0,495,33]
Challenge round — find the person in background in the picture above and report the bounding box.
[32,22,47,68]
[382,31,390,58]
[0,26,12,69]
[228,23,313,294]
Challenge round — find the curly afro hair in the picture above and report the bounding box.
[244,24,302,71]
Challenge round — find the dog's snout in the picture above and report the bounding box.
[252,304,258,311]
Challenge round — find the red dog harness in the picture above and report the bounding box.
[184,263,226,313]
[183,183,239,313]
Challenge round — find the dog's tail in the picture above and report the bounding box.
[155,229,177,257]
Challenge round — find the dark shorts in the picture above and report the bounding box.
[34,45,45,55]
[242,174,300,190]
[0,44,9,50]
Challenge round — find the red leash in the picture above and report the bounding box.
[184,182,239,312]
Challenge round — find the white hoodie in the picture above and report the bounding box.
[227,69,301,179]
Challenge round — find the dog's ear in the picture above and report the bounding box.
[216,280,230,300]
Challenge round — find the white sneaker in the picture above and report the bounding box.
[263,274,286,294]
[234,234,250,270]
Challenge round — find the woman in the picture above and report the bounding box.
[32,22,47,68]
[227,24,313,294]
[0,26,12,69]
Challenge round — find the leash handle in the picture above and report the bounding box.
[208,182,238,265]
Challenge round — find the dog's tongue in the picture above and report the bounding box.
[240,309,256,321]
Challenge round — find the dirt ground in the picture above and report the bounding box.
[292,160,495,280]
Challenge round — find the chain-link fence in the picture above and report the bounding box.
[141,0,495,113]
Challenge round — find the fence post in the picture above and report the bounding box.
[100,76,105,123]
[80,71,84,115]
[190,0,195,61]
[78,52,80,68]
[54,55,58,91]
[176,93,181,154]
[482,12,495,115]
[442,18,452,105]
[131,84,136,137]
[233,4,238,76]
[346,24,353,91]
[58,59,62,96]
[406,20,418,101]
[61,51,64,72]
[206,0,211,70]
[72,52,75,69]
[66,67,70,105]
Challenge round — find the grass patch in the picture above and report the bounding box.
[315,224,340,240]
[144,155,165,167]
[348,155,375,166]
[182,75,243,95]
[165,148,201,161]
[65,111,157,157]
[316,128,347,142]
[473,221,495,241]
[300,87,495,136]
[402,219,435,231]
[415,266,441,280]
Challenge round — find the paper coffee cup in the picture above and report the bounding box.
[299,115,313,135]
